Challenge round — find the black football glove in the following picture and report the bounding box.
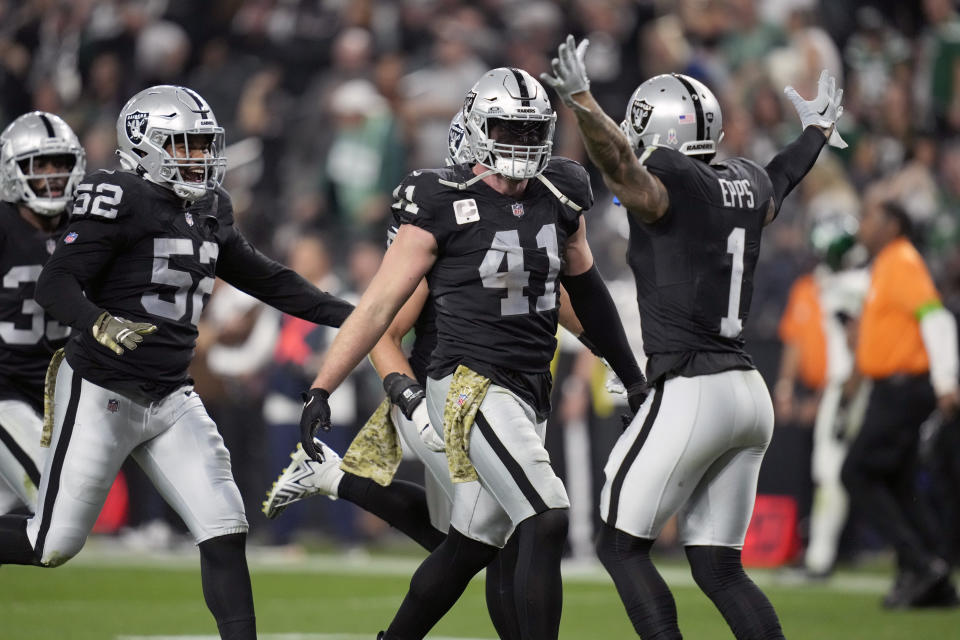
[300,388,331,461]
[627,379,649,414]
[621,379,650,431]
[383,372,445,452]
[383,372,426,420]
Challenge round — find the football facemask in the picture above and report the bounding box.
[116,85,226,201]
[462,67,556,180]
[0,112,86,216]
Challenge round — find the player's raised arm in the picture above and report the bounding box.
[763,69,845,224]
[541,35,668,224]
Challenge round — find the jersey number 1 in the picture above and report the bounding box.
[720,227,745,338]
[479,224,560,316]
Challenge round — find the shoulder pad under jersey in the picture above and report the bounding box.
[540,157,594,213]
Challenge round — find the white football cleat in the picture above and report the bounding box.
[262,438,344,519]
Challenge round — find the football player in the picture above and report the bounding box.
[263,106,642,640]
[542,35,846,639]
[0,86,353,640]
[294,67,645,640]
[0,111,85,516]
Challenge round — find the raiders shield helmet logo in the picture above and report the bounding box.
[630,99,654,135]
[125,110,149,144]
[463,91,477,117]
[448,121,465,152]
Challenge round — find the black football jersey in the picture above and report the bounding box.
[395,158,593,416]
[0,203,70,411]
[628,147,774,382]
[36,170,352,402]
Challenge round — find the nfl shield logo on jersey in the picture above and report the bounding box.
[185,212,194,226]
[63,231,78,244]
[511,203,525,218]
[106,399,119,413]
[125,110,149,144]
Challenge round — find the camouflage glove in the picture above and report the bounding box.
[540,34,591,109]
[300,388,331,462]
[91,311,157,356]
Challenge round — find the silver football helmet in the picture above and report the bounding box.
[116,85,226,201]
[446,111,472,166]
[621,73,723,158]
[0,111,86,216]
[462,68,555,179]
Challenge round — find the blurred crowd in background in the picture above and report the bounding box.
[3,0,959,566]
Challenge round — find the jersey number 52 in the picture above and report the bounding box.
[142,239,218,326]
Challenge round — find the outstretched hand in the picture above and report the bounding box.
[540,34,591,109]
[300,388,332,461]
[784,69,847,149]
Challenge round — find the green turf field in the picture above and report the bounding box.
[1,545,958,639]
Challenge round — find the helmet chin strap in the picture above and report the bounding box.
[437,167,498,190]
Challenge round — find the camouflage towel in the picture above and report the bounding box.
[341,397,402,487]
[444,365,491,483]
[41,348,66,448]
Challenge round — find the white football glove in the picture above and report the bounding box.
[605,368,627,396]
[412,402,445,452]
[540,34,591,109]
[784,69,847,149]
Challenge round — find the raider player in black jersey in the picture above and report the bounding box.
[296,68,645,640]
[262,110,638,640]
[543,36,847,640]
[0,112,85,516]
[0,86,352,640]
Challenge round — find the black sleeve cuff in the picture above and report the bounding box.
[560,264,645,389]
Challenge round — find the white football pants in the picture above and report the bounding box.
[390,404,452,534]
[26,359,247,566]
[601,368,774,548]
[426,375,570,548]
[0,399,44,513]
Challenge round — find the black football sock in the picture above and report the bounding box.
[513,509,568,640]
[485,533,521,640]
[686,545,785,640]
[385,527,498,640]
[596,522,681,639]
[198,533,256,640]
[0,514,38,565]
[338,473,445,551]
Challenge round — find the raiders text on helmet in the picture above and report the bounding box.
[116,85,227,201]
[0,111,86,216]
[620,73,723,158]
[461,68,556,180]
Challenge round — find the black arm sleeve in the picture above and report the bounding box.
[35,220,117,330]
[560,264,644,389]
[216,228,354,328]
[764,126,827,213]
